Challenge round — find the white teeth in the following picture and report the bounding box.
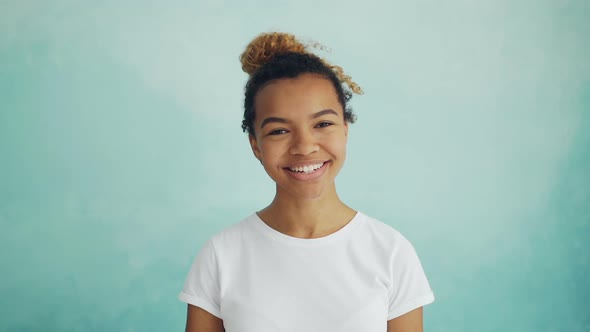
[289,162,324,173]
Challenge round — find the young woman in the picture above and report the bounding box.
[179,32,434,332]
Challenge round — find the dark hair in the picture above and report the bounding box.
[241,52,356,136]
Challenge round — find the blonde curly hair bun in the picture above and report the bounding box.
[239,32,364,95]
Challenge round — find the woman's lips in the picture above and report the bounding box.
[284,161,329,181]
[286,161,326,173]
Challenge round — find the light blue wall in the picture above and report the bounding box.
[1,1,588,331]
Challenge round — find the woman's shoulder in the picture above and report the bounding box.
[204,213,260,248]
[357,212,403,236]
[356,212,413,247]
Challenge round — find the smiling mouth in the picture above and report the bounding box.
[285,162,326,174]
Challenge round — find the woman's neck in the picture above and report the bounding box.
[257,187,357,239]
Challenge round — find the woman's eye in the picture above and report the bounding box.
[316,122,333,128]
[269,129,287,135]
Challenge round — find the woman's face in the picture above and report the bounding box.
[249,73,348,200]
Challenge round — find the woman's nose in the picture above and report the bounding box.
[289,130,319,155]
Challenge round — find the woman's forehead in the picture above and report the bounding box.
[254,74,341,114]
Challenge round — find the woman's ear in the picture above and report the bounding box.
[249,134,262,162]
[344,121,349,138]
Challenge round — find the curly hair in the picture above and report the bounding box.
[239,32,363,136]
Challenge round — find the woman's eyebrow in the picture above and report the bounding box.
[260,117,288,129]
[312,109,338,118]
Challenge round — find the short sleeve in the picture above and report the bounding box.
[387,233,435,320]
[178,238,222,318]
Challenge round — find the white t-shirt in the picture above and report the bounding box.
[179,212,434,332]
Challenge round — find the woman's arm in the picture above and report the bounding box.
[185,304,224,332]
[387,307,423,332]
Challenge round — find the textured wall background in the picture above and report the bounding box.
[1,0,588,331]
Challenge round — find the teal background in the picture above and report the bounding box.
[1,1,589,331]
